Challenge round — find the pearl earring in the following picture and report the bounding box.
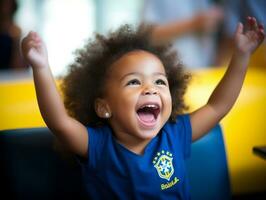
[104,112,110,118]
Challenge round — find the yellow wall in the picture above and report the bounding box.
[0,67,265,194]
[0,80,45,129]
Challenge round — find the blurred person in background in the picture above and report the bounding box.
[0,0,27,71]
[142,0,224,69]
[216,0,266,67]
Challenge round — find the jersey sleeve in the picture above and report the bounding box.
[77,126,110,169]
[164,114,192,159]
[178,114,192,159]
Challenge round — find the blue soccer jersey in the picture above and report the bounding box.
[80,114,192,200]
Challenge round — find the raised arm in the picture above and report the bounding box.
[150,6,223,45]
[190,17,265,141]
[21,32,88,157]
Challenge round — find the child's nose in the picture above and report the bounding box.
[142,86,158,95]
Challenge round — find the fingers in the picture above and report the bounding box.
[246,16,263,33]
[258,24,265,41]
[245,16,265,41]
[246,16,256,31]
[22,31,42,50]
[251,17,258,30]
[235,22,244,36]
[27,31,42,44]
[246,16,252,30]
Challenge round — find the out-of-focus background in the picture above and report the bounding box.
[0,0,265,199]
[1,0,144,75]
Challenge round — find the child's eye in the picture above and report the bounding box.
[126,79,141,86]
[155,79,167,85]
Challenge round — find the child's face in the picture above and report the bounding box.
[100,50,172,146]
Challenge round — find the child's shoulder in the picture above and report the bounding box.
[165,114,191,126]
[87,124,111,136]
[163,114,192,135]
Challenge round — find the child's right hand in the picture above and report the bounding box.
[21,31,49,69]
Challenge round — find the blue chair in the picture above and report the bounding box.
[0,128,88,200]
[185,124,231,200]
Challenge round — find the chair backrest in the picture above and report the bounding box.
[0,128,88,200]
[185,124,231,200]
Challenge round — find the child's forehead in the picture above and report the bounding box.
[109,50,166,75]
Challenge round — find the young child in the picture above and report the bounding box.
[21,17,264,199]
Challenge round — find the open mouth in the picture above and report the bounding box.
[136,103,160,127]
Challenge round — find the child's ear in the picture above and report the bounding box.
[94,98,112,118]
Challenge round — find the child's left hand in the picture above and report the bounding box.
[234,16,265,55]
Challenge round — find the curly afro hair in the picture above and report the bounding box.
[61,24,190,127]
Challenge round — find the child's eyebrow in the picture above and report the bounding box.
[120,72,167,81]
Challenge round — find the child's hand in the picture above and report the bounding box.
[234,16,265,55]
[21,31,49,69]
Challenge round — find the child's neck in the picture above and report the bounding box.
[113,132,153,155]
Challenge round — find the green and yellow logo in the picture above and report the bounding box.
[153,150,174,181]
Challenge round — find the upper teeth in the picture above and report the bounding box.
[140,104,158,109]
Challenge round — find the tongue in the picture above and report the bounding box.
[138,112,155,122]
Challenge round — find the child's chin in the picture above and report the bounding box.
[138,130,158,141]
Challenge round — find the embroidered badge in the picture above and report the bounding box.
[153,150,174,181]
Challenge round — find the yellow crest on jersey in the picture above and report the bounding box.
[153,150,174,181]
